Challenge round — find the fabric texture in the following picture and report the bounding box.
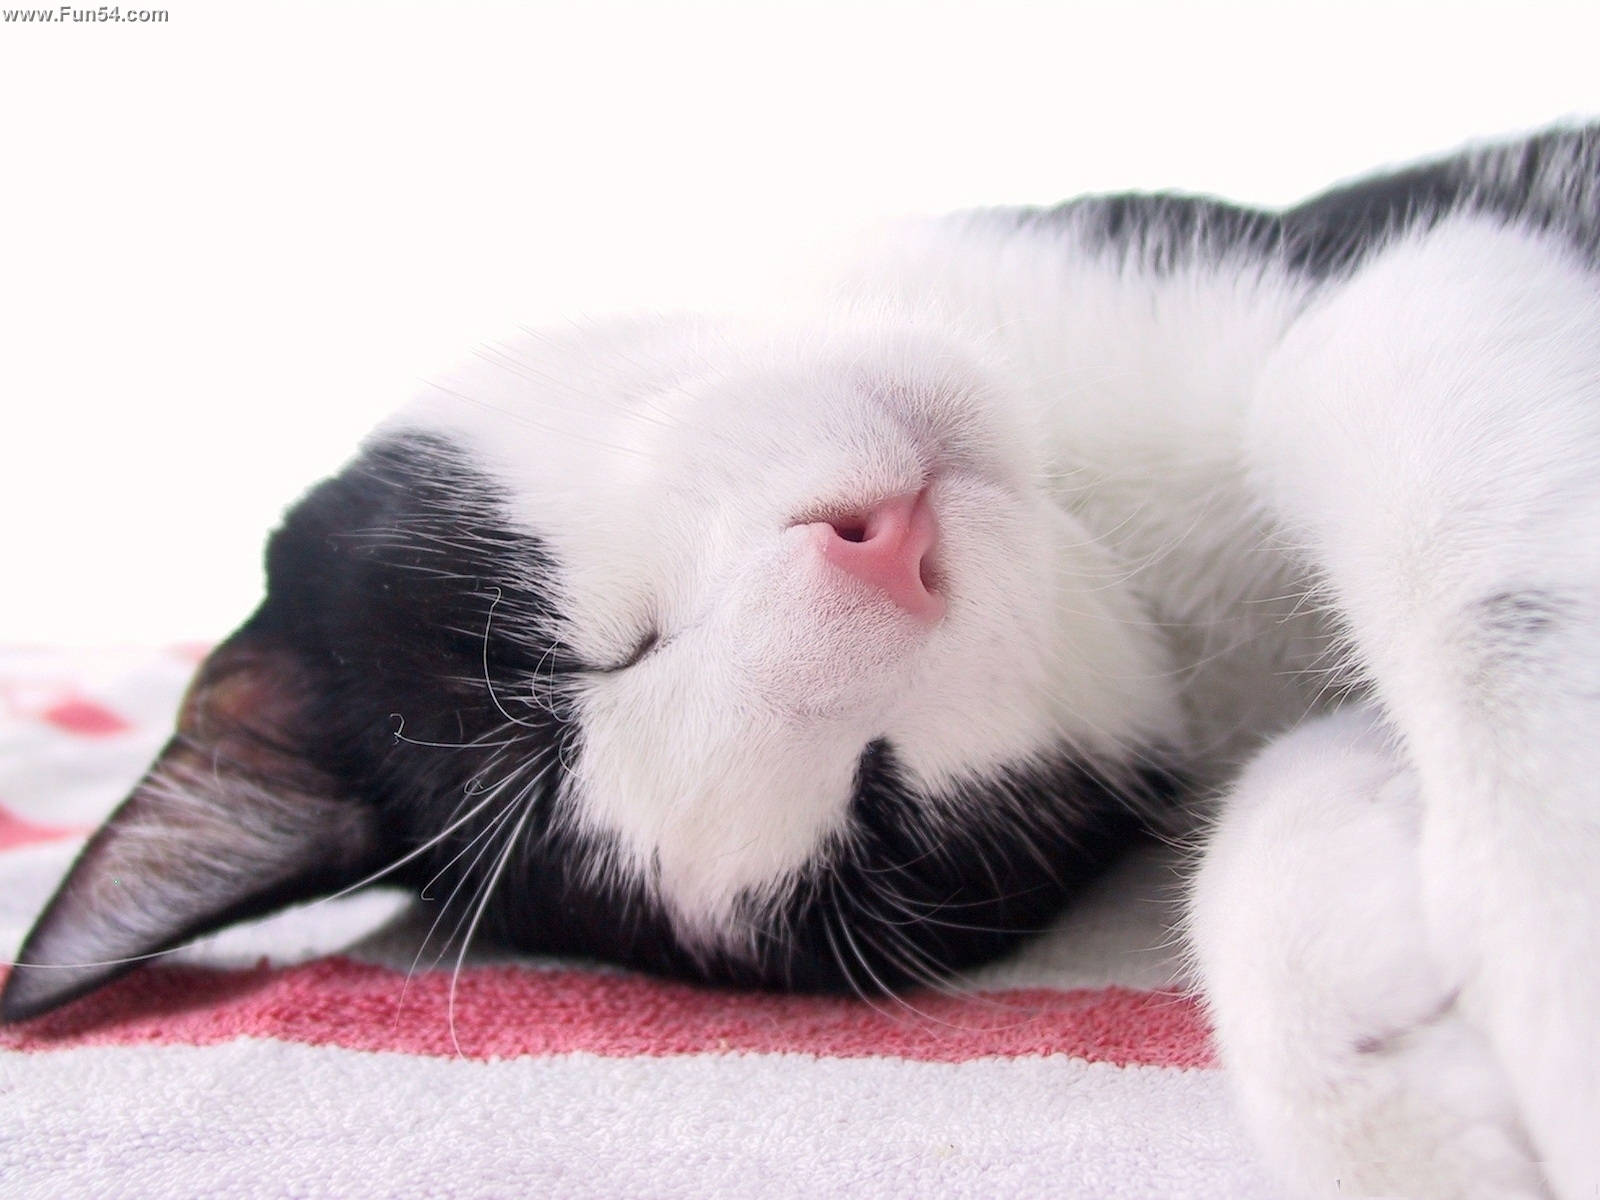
[0,646,1279,1198]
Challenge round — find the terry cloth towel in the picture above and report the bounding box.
[0,645,1282,1198]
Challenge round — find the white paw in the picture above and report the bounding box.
[1189,708,1549,1199]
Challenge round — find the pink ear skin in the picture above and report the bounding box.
[0,630,383,1024]
[804,489,946,624]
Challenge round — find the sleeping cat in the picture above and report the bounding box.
[6,125,1599,1198]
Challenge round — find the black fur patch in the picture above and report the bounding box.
[1019,123,1600,279]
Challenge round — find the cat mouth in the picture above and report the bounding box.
[797,487,946,624]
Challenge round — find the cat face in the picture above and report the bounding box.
[3,310,1184,1020]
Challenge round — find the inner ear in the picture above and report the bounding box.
[1,623,388,1022]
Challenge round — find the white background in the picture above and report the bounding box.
[2,0,1598,643]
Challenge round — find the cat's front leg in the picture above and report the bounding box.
[1189,707,1546,1199]
[1244,216,1600,1199]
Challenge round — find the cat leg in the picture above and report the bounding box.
[1190,706,1546,1199]
[1246,216,1600,1199]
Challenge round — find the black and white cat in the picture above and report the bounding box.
[6,126,1598,1198]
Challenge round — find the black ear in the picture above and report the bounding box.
[1,626,387,1022]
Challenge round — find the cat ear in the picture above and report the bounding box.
[1,625,387,1022]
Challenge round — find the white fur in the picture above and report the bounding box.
[388,199,1598,1195]
[1236,216,1600,1197]
[1190,707,1546,1198]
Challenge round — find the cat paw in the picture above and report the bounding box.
[1188,708,1550,1199]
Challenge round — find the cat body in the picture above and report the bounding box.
[7,126,1600,1197]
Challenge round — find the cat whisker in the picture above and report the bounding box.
[849,913,1031,1022]
[473,587,549,731]
[408,788,526,987]
[831,889,1021,1031]
[818,904,904,1028]
[445,764,548,1058]
[870,880,1055,931]
[416,779,531,905]
[389,713,523,751]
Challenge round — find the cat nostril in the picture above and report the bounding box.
[805,490,945,623]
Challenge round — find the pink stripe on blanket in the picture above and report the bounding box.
[39,695,132,736]
[0,804,84,849]
[0,958,1214,1067]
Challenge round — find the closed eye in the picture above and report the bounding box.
[593,628,661,674]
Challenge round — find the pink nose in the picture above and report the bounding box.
[806,490,945,623]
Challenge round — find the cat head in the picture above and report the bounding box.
[2,308,1184,1021]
